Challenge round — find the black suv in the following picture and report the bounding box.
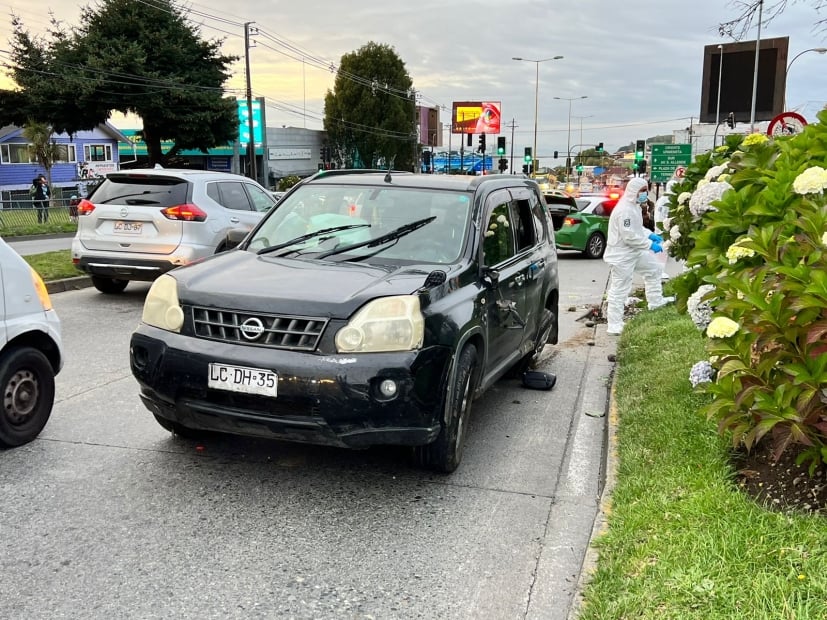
[130,171,559,472]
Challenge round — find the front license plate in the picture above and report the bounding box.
[113,220,143,234]
[208,363,278,397]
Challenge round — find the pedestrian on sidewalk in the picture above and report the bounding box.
[29,175,50,224]
[602,177,673,335]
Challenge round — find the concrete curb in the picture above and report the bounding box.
[46,276,94,294]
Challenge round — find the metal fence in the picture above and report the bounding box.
[0,194,80,235]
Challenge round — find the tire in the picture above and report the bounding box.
[414,345,477,473]
[0,347,55,448]
[583,232,606,259]
[92,276,129,294]
[152,413,211,439]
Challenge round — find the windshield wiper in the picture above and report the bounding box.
[255,224,370,255]
[315,216,436,260]
[98,190,170,204]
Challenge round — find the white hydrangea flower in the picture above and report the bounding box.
[687,284,714,331]
[726,242,756,264]
[496,214,508,224]
[717,173,731,183]
[669,225,681,241]
[677,192,691,205]
[689,181,732,218]
[742,133,768,147]
[696,179,709,188]
[489,222,498,230]
[792,167,827,195]
[707,316,740,338]
[484,230,495,238]
[705,163,729,181]
[822,231,827,246]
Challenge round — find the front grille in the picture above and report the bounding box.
[190,306,327,351]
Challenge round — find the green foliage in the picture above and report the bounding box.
[9,1,238,165]
[675,113,827,468]
[276,175,301,191]
[22,120,61,191]
[323,42,414,171]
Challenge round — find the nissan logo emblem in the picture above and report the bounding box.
[239,317,265,341]
[120,207,129,218]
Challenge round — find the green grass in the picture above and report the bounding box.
[22,250,81,281]
[578,307,827,620]
[0,207,77,236]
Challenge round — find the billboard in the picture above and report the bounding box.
[699,37,788,124]
[237,98,263,146]
[452,101,501,134]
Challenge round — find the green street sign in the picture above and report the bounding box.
[650,144,692,183]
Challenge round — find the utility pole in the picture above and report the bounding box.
[507,119,518,174]
[411,88,418,173]
[244,22,257,183]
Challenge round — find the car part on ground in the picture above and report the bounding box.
[130,170,560,473]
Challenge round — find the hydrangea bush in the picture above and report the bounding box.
[674,110,827,470]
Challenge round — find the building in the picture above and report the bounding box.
[0,122,130,204]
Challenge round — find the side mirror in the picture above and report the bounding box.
[482,267,500,288]
[225,228,250,250]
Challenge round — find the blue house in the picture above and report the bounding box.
[0,122,130,204]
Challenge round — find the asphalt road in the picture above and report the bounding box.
[0,253,614,620]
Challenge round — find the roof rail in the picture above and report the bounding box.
[307,168,413,181]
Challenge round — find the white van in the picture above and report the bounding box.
[0,236,63,447]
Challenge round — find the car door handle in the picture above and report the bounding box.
[514,274,525,286]
[229,217,240,224]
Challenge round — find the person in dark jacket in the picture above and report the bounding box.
[30,175,50,224]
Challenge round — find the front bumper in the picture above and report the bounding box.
[130,325,452,448]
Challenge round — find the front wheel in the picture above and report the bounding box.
[0,347,55,448]
[414,345,477,473]
[91,276,128,294]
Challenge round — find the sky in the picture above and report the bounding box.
[2,0,827,159]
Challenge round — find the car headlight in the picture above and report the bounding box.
[142,274,184,333]
[335,295,424,353]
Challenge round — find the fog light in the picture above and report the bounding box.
[378,379,398,398]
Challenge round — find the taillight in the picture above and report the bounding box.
[564,217,580,227]
[161,203,208,222]
[77,199,96,215]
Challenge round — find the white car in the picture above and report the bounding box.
[0,237,63,447]
[72,169,277,294]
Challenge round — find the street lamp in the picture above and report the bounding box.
[553,95,588,180]
[784,47,827,110]
[512,55,564,172]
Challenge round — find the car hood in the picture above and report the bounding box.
[172,249,443,318]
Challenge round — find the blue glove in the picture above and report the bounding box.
[650,241,663,253]
[648,233,663,244]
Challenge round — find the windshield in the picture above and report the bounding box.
[246,183,472,265]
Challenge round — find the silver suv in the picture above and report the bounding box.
[71,169,276,293]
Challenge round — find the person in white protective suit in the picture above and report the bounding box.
[603,177,673,335]
[653,178,677,279]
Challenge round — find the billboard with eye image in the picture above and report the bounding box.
[452,101,501,134]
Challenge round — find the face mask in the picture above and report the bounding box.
[637,192,648,203]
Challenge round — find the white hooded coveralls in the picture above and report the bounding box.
[602,177,666,333]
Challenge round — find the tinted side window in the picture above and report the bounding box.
[216,182,253,211]
[482,201,516,266]
[244,183,276,212]
[529,192,548,243]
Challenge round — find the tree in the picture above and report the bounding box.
[7,1,239,166]
[719,1,827,40]
[23,120,62,198]
[324,42,415,171]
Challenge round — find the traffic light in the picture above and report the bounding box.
[522,164,529,174]
[423,150,431,168]
[637,159,647,174]
[497,136,506,155]
[576,164,584,175]
[596,142,604,153]
[635,140,645,159]
[553,150,559,159]
[726,112,736,129]
[320,146,326,161]
[524,147,532,163]
[498,158,508,172]
[478,134,486,153]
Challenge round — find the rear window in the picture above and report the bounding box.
[88,175,189,207]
